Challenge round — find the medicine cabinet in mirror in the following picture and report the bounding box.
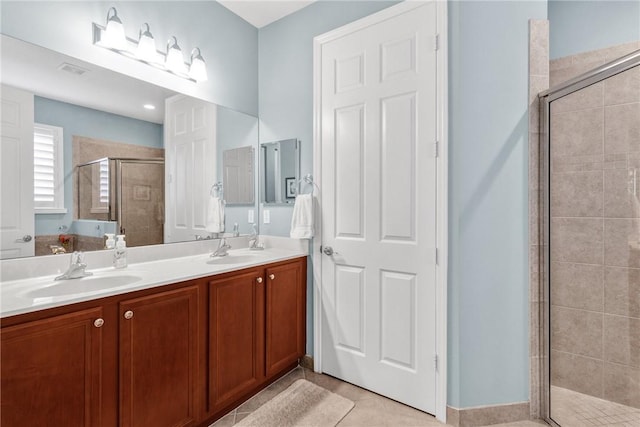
[260,139,300,205]
[223,146,254,205]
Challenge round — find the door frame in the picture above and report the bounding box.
[312,1,448,422]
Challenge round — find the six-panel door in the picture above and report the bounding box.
[119,286,200,427]
[1,307,104,427]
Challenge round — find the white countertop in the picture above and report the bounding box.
[1,245,308,319]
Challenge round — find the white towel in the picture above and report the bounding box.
[206,196,225,233]
[290,194,314,239]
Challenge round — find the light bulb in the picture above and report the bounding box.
[103,7,127,51]
[165,37,187,75]
[189,48,208,82]
[136,23,159,63]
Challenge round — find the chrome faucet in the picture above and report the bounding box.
[248,224,264,250]
[211,238,231,257]
[55,251,93,280]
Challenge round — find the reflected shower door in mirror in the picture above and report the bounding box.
[0,34,259,259]
[261,139,300,205]
[77,158,164,249]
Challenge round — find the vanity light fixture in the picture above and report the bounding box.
[189,48,208,82]
[165,37,188,76]
[136,23,159,64]
[92,8,208,83]
[102,7,127,51]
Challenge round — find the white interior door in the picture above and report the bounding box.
[318,2,439,413]
[1,85,35,259]
[165,95,217,242]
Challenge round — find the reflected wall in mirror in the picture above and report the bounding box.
[261,139,300,205]
[223,146,254,205]
[0,35,259,259]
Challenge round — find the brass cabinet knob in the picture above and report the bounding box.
[123,310,134,320]
[256,277,263,284]
[93,318,104,328]
[269,274,275,280]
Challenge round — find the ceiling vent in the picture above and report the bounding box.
[57,62,90,76]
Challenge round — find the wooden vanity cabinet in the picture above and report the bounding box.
[207,257,306,418]
[209,268,265,412]
[119,285,201,427]
[1,256,307,427]
[265,260,306,377]
[1,307,104,427]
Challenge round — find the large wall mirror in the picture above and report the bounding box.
[0,34,259,259]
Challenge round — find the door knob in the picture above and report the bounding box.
[322,246,338,256]
[123,310,134,320]
[17,235,32,243]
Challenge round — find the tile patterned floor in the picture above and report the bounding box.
[210,367,548,427]
[550,386,640,427]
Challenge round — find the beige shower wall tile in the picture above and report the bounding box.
[604,315,640,367]
[551,350,603,398]
[603,362,640,409]
[551,171,603,217]
[605,66,640,106]
[604,219,640,268]
[604,169,640,218]
[551,262,603,311]
[551,218,603,265]
[529,19,549,77]
[604,41,640,62]
[605,103,640,154]
[604,267,640,318]
[551,306,603,358]
[551,108,603,158]
[549,59,605,87]
[552,82,603,114]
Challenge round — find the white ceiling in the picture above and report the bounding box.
[218,0,316,28]
[1,35,175,124]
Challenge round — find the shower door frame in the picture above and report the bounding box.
[538,49,640,427]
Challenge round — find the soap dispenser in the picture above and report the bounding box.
[105,233,116,250]
[114,234,127,268]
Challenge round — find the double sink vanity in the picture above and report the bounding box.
[1,237,308,427]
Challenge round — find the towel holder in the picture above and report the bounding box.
[210,182,223,197]
[298,174,319,195]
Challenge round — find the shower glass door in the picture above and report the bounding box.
[548,61,640,426]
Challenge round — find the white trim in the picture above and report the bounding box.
[34,208,68,215]
[312,0,448,422]
[434,0,448,422]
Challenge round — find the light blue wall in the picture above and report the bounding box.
[258,0,399,358]
[447,1,546,408]
[549,0,640,59]
[34,96,163,236]
[1,1,258,115]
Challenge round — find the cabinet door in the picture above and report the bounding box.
[1,307,103,427]
[265,259,306,377]
[209,269,264,411]
[120,286,199,427]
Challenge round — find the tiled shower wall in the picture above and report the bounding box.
[549,41,640,408]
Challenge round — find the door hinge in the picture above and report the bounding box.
[434,34,440,51]
[435,248,439,265]
[434,354,439,371]
[434,141,439,158]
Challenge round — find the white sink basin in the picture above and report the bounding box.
[25,275,142,298]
